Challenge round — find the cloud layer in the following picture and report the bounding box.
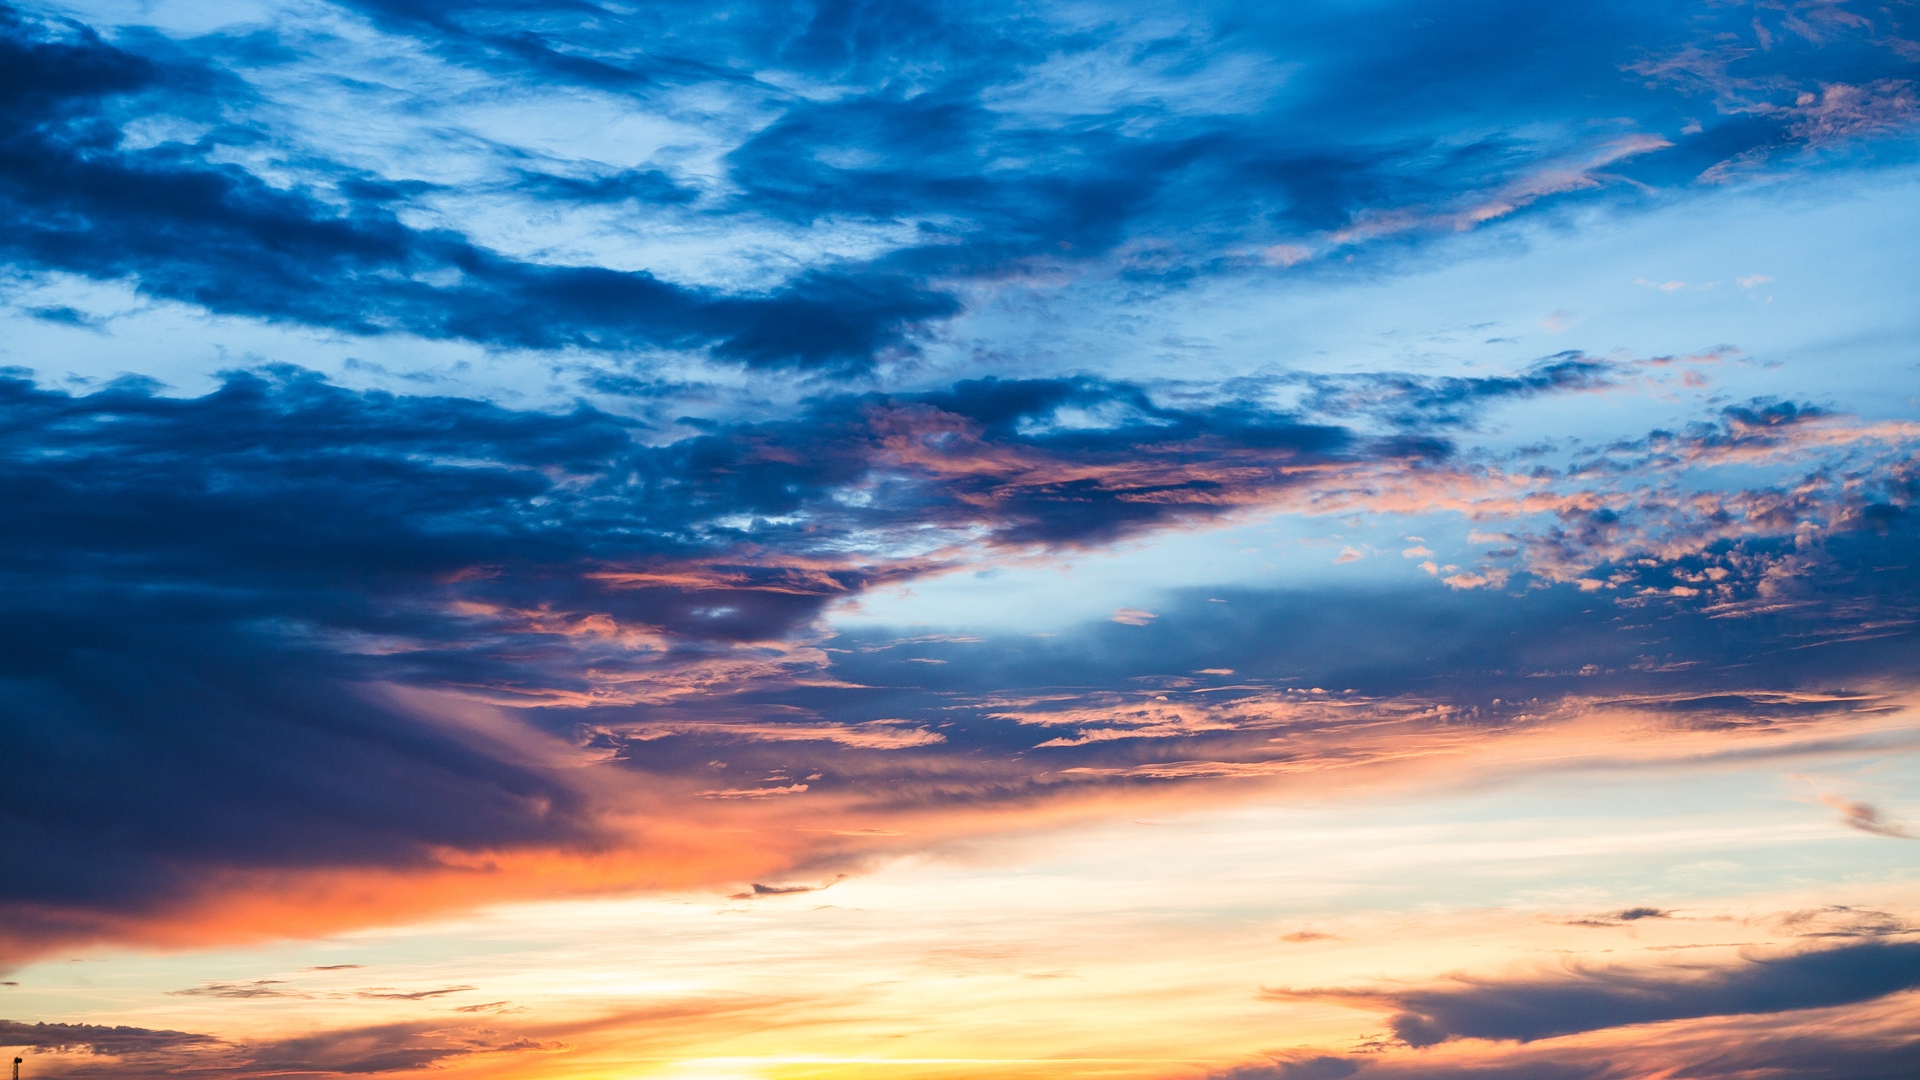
[1,359,1915,960]
[3,1,1920,1077]
[3,0,1915,370]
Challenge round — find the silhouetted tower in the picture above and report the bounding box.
[11,1055,19,1080]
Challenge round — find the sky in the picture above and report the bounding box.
[1,0,1919,1077]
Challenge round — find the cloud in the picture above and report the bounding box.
[728,876,843,900]
[0,8,1913,1073]
[1563,907,1671,928]
[3,0,1912,381]
[0,1020,216,1055]
[1273,941,1920,1047]
[0,9,951,372]
[1821,795,1917,839]
[0,364,1414,953]
[168,981,303,999]
[1288,398,1920,602]
[606,719,946,749]
[699,783,811,799]
[1212,994,1920,1080]
[24,305,107,330]
[1215,1054,1360,1080]
[1787,80,1919,145]
[353,985,475,1001]
[229,1019,552,1075]
[0,316,1912,960]
[0,999,797,1076]
[0,365,1912,959]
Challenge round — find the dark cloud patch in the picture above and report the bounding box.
[193,1019,550,1076]
[0,9,949,371]
[789,503,1920,800]
[22,305,107,329]
[0,361,1910,947]
[337,0,754,92]
[1214,1055,1361,1080]
[0,371,646,924]
[750,883,817,895]
[240,1022,503,1074]
[1565,907,1670,928]
[696,0,1918,292]
[6,347,1777,943]
[1289,353,1616,429]
[1288,941,1920,1047]
[0,1014,578,1076]
[0,1015,569,1077]
[0,364,1422,940]
[168,980,303,999]
[825,524,1920,725]
[0,365,1377,647]
[0,1019,216,1054]
[1779,906,1914,940]
[1385,394,1920,602]
[0,627,600,921]
[515,166,697,205]
[729,876,842,900]
[1212,1028,1920,1080]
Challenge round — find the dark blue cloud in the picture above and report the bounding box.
[0,7,949,370]
[683,0,1916,279]
[0,1015,549,1074]
[788,521,1920,778]
[1304,941,1920,1047]
[0,1019,215,1055]
[0,362,1392,675]
[1214,942,1920,1078]
[4,2,1915,372]
[24,303,106,328]
[3,0,1918,947]
[0,359,1912,952]
[1214,1035,1920,1080]
[513,166,697,205]
[0,364,1405,935]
